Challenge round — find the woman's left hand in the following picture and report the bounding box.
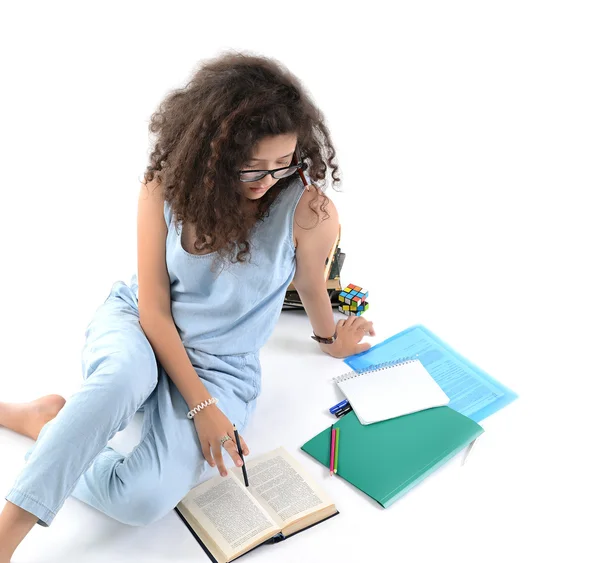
[320,316,376,359]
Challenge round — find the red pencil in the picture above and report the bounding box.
[330,426,336,476]
[292,148,310,189]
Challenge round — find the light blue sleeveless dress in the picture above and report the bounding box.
[5,176,307,527]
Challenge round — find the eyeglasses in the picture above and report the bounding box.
[238,161,307,183]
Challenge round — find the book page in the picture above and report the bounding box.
[179,474,279,559]
[233,447,334,528]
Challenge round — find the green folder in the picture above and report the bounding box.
[301,407,484,508]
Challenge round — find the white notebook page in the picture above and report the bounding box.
[336,359,450,425]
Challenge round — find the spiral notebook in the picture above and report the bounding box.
[333,357,450,425]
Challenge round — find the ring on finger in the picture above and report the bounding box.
[220,435,233,446]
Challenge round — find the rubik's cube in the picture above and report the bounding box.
[338,284,369,316]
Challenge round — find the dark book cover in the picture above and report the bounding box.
[174,507,339,562]
[282,289,341,310]
[328,249,346,280]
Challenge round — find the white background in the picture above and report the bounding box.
[1,1,599,562]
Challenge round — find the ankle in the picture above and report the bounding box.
[0,501,39,558]
[0,547,13,563]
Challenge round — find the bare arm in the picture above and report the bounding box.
[292,189,339,337]
[136,179,212,409]
[136,179,248,476]
[293,188,374,358]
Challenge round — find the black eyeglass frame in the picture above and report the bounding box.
[238,147,308,183]
[238,161,307,183]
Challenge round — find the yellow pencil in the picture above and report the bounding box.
[334,428,339,474]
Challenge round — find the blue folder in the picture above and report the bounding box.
[344,324,517,423]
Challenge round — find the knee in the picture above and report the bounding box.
[84,343,158,402]
[109,487,176,527]
[108,464,198,527]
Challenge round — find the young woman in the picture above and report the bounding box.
[0,51,374,560]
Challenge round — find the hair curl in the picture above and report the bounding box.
[142,50,341,264]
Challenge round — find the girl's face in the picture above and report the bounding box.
[238,133,298,200]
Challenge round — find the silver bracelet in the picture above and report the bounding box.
[187,397,219,419]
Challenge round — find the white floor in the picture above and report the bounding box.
[0,308,536,563]
[2,3,598,560]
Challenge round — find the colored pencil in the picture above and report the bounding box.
[329,425,336,476]
[334,428,339,474]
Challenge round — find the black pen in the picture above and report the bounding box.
[233,424,249,487]
[335,404,353,418]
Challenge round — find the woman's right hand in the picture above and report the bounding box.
[320,316,376,358]
[192,404,249,477]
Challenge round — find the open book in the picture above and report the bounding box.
[175,447,338,563]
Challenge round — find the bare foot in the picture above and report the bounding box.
[0,394,66,440]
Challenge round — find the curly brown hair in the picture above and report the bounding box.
[142,50,341,264]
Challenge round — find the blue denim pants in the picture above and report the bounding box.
[5,282,261,527]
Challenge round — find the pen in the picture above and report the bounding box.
[334,428,339,474]
[335,404,353,418]
[329,425,336,477]
[232,425,249,487]
[329,399,349,414]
